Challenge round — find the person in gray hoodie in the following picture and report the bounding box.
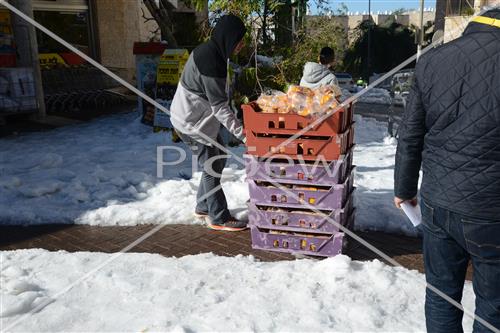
[300,47,338,89]
[170,15,247,232]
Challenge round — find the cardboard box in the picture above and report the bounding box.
[0,68,36,98]
[0,68,37,113]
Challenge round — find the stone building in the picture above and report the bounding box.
[0,0,207,119]
[438,0,499,42]
[312,10,435,44]
[11,0,208,81]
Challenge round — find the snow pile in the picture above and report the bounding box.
[0,111,414,236]
[357,88,392,105]
[0,112,246,226]
[76,169,249,226]
[0,249,475,332]
[0,265,51,319]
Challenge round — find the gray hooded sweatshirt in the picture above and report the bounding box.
[299,62,338,89]
[170,15,246,146]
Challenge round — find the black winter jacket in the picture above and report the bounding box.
[394,12,500,221]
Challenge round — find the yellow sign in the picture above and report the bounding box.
[39,53,66,67]
[157,49,189,85]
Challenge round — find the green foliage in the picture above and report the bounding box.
[183,0,208,11]
[267,15,347,88]
[461,6,475,16]
[236,67,258,97]
[208,0,283,26]
[209,0,261,19]
[315,1,349,16]
[207,1,348,100]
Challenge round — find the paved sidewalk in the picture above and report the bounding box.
[0,224,472,278]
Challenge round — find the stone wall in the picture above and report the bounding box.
[443,15,469,42]
[94,0,207,83]
[94,0,143,82]
[442,0,500,43]
[407,11,436,27]
[348,15,371,30]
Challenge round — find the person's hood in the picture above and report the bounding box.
[301,62,332,85]
[211,15,246,61]
[193,15,246,78]
[463,7,500,35]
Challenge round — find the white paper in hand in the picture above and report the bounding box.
[401,202,422,227]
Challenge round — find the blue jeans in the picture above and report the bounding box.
[178,133,231,225]
[421,199,500,333]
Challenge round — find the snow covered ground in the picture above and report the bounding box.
[0,110,414,235]
[0,249,475,332]
[0,112,477,332]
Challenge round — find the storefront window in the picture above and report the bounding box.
[34,10,90,55]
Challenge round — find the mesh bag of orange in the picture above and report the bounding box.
[255,85,342,117]
[255,90,290,114]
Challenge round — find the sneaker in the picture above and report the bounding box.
[194,211,209,219]
[207,219,248,232]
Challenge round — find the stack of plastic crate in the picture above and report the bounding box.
[242,101,355,257]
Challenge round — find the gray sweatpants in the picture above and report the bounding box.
[178,132,231,225]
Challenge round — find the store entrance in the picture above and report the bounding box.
[33,0,95,65]
[32,0,128,117]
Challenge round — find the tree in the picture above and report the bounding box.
[315,0,348,16]
[336,3,349,16]
[409,20,436,45]
[392,8,407,15]
[265,14,347,89]
[177,0,347,98]
[344,20,417,79]
[142,0,206,48]
[209,0,283,48]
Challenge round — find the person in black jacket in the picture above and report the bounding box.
[394,8,500,333]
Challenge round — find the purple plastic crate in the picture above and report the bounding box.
[250,212,355,257]
[248,170,354,210]
[250,227,344,257]
[248,192,354,234]
[244,148,353,186]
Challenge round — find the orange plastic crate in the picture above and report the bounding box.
[245,124,355,161]
[242,102,354,136]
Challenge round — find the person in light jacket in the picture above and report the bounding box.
[300,47,338,89]
[170,15,247,232]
